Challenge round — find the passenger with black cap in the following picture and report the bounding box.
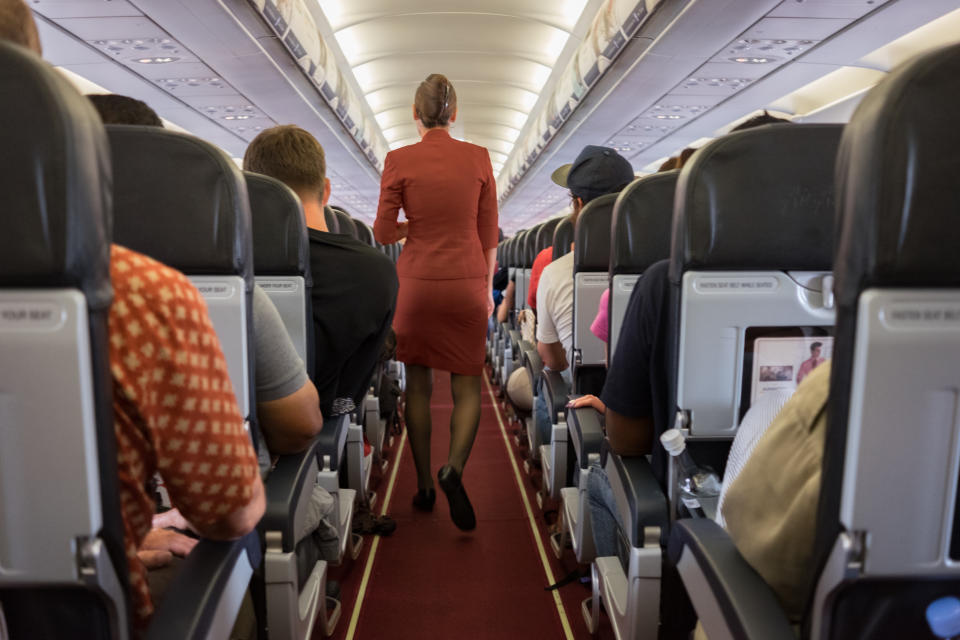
[505,145,634,448]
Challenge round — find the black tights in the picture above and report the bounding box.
[404,364,481,490]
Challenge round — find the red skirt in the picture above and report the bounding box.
[393,275,488,375]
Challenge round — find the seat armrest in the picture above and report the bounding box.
[146,532,261,640]
[508,329,522,355]
[520,341,542,391]
[602,439,668,547]
[667,519,794,640]
[540,369,570,423]
[315,413,349,471]
[261,437,323,551]
[567,407,604,469]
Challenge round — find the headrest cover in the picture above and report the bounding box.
[671,123,842,281]
[553,218,574,261]
[574,192,618,272]
[834,43,960,308]
[107,125,253,283]
[333,208,357,239]
[0,42,112,311]
[245,172,312,286]
[510,232,524,267]
[535,218,561,254]
[323,205,339,234]
[611,172,677,275]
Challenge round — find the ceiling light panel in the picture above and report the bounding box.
[154,75,235,96]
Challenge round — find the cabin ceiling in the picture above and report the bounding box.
[29,0,960,233]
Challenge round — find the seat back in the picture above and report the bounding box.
[0,41,129,638]
[535,217,561,256]
[573,193,618,393]
[521,224,540,310]
[323,205,339,233]
[552,217,574,261]
[354,219,375,247]
[245,172,314,376]
[332,207,357,240]
[812,44,960,640]
[669,124,841,442]
[107,125,256,426]
[609,172,676,354]
[514,229,529,312]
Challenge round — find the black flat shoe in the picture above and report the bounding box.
[438,465,476,531]
[412,488,436,512]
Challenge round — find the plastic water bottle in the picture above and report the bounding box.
[660,429,721,518]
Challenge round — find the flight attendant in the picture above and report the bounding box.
[374,74,498,531]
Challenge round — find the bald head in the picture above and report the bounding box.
[0,0,41,54]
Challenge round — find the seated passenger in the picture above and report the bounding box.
[526,237,554,311]
[86,94,325,458]
[1,5,266,631]
[508,145,633,445]
[243,125,399,419]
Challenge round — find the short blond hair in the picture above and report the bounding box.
[243,125,326,196]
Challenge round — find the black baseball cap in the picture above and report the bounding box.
[551,145,635,203]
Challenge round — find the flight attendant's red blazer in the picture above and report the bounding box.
[374,128,499,280]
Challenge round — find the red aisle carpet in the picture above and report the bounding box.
[327,369,604,640]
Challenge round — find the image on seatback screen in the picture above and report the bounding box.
[738,327,833,421]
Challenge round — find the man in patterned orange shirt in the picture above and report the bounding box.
[108,245,266,627]
[2,2,265,632]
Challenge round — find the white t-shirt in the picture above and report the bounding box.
[535,251,574,367]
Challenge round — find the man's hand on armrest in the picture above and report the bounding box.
[191,474,266,541]
[606,408,653,457]
[537,339,568,372]
[256,380,324,455]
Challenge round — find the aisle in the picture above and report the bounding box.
[330,370,579,639]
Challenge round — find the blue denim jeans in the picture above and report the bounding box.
[534,389,552,447]
[587,462,625,558]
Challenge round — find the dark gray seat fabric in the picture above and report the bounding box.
[0,39,126,640]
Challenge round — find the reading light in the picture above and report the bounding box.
[136,56,178,64]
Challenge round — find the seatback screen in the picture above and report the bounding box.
[739,327,834,420]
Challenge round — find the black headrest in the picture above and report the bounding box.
[536,218,561,254]
[507,233,520,267]
[834,43,960,308]
[245,172,312,286]
[323,205,339,233]
[523,224,540,266]
[670,123,842,282]
[354,220,375,247]
[553,217,574,261]
[574,192,618,272]
[611,172,677,275]
[333,208,357,239]
[0,42,112,311]
[107,125,253,285]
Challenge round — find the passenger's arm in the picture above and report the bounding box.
[538,340,568,372]
[606,408,653,457]
[193,476,265,541]
[497,280,515,323]
[374,151,403,244]
[252,286,322,454]
[257,380,323,455]
[142,276,264,540]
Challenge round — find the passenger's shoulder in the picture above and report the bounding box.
[110,244,203,306]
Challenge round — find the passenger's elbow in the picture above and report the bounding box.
[197,475,265,540]
[606,409,653,457]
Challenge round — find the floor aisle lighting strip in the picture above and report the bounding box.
[483,372,576,640]
[344,426,409,640]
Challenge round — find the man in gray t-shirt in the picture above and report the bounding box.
[252,285,324,456]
